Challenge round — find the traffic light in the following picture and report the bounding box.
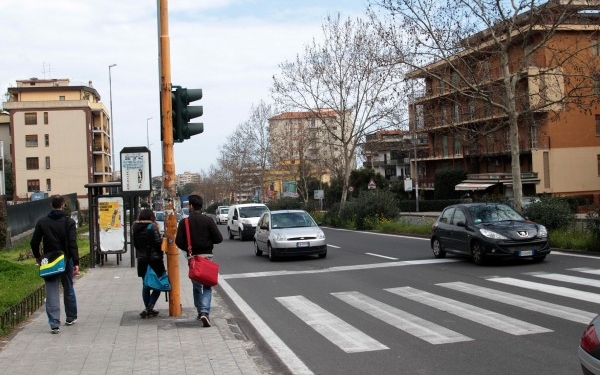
[171,85,204,143]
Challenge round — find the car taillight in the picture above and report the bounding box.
[581,324,600,353]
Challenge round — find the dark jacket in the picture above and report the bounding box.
[31,210,79,266]
[132,220,165,278]
[175,211,223,256]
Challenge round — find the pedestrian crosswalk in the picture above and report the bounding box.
[274,268,600,353]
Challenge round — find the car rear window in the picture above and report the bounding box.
[239,206,268,218]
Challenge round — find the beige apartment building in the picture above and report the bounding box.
[402,1,600,204]
[2,78,113,208]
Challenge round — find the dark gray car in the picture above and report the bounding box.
[430,203,550,264]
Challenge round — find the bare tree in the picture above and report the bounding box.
[370,0,600,211]
[272,13,409,203]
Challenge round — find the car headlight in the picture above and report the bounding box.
[538,225,548,238]
[316,231,325,240]
[272,232,286,241]
[479,228,508,240]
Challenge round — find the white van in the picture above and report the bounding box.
[227,203,269,241]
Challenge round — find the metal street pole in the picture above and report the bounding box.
[108,63,117,180]
[146,117,152,149]
[158,0,181,316]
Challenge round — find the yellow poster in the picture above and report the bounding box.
[99,200,121,230]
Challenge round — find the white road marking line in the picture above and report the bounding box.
[386,286,552,336]
[276,295,389,353]
[218,279,314,375]
[529,273,600,288]
[325,227,431,240]
[439,281,596,324]
[488,277,600,304]
[327,244,341,248]
[570,268,600,275]
[365,253,398,260]
[332,291,472,344]
[551,251,600,259]
[222,258,460,279]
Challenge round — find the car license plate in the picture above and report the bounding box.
[296,242,309,248]
[519,250,534,257]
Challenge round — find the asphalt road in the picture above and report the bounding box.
[213,223,596,375]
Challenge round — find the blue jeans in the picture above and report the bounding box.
[45,258,77,329]
[142,286,161,308]
[191,255,213,315]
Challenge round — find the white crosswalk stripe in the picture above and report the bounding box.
[488,277,600,303]
[529,272,600,288]
[439,281,596,324]
[385,286,552,335]
[332,291,472,344]
[276,295,389,353]
[272,268,600,352]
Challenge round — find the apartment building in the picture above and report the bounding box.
[267,109,351,200]
[176,171,201,188]
[404,1,600,203]
[2,78,113,208]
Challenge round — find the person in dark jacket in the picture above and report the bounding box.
[132,208,166,318]
[31,195,79,334]
[175,194,223,327]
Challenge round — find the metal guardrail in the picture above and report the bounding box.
[0,284,45,334]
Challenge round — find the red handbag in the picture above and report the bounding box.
[185,218,220,286]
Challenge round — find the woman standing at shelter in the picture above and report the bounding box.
[132,208,165,318]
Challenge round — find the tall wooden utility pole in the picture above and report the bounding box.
[157,0,181,316]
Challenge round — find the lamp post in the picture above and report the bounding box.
[146,117,152,149]
[108,63,117,180]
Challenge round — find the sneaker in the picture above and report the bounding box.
[65,319,77,325]
[140,310,149,319]
[200,314,211,328]
[149,309,159,317]
[51,327,60,334]
[197,313,202,321]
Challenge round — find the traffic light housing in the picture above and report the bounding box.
[171,85,204,143]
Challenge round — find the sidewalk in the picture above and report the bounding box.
[0,251,272,375]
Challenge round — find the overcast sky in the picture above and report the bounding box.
[0,0,368,177]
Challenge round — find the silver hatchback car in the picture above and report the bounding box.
[254,210,327,261]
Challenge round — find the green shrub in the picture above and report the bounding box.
[588,208,600,240]
[523,196,574,230]
[550,227,600,251]
[340,190,400,230]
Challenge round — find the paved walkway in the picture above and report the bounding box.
[0,251,272,375]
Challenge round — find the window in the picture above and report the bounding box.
[595,75,600,97]
[25,135,38,147]
[596,115,600,137]
[44,112,49,125]
[27,180,40,192]
[439,78,446,94]
[24,112,37,125]
[46,179,51,191]
[45,134,49,146]
[26,157,39,170]
[598,155,600,176]
[454,138,462,156]
[45,156,50,169]
[592,38,600,57]
[453,103,460,123]
[59,96,65,101]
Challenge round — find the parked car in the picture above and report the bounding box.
[254,210,327,261]
[580,314,600,375]
[227,203,270,241]
[215,207,229,225]
[430,202,550,265]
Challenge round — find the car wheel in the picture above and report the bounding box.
[318,251,327,259]
[471,241,486,265]
[432,238,446,259]
[268,243,277,261]
[532,255,546,263]
[239,229,245,241]
[254,241,263,257]
[228,228,234,240]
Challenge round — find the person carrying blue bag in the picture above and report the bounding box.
[132,208,166,318]
[31,194,79,334]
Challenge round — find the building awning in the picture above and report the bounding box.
[455,182,497,191]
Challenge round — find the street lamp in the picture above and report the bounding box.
[108,63,117,180]
[146,117,152,149]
